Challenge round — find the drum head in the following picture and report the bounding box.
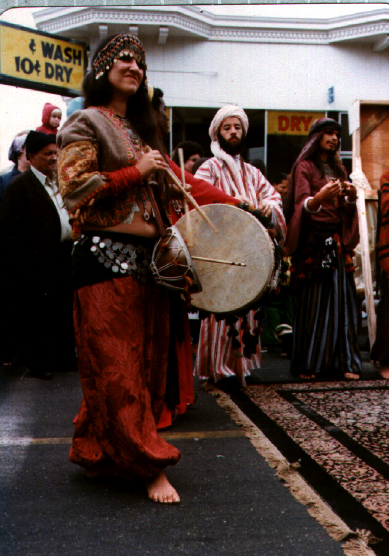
[175,204,274,314]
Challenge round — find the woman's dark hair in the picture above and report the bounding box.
[272,172,288,186]
[311,150,345,180]
[83,35,170,195]
[83,35,164,154]
[191,157,209,175]
[171,141,204,166]
[151,88,164,112]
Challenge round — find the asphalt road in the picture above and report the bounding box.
[0,358,350,556]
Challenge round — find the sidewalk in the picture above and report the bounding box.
[0,362,349,556]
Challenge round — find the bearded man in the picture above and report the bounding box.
[194,104,286,386]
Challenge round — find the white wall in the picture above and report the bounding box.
[143,37,389,111]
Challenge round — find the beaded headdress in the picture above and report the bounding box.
[92,34,147,80]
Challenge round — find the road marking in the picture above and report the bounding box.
[0,430,245,447]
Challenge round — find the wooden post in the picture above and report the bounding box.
[178,147,193,247]
[351,140,377,350]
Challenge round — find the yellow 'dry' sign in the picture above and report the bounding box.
[268,111,325,136]
[0,21,86,96]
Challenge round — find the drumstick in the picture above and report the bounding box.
[143,145,218,233]
[192,255,246,267]
[178,147,193,246]
[166,168,219,233]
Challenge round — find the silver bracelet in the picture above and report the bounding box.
[304,196,321,213]
[345,196,357,205]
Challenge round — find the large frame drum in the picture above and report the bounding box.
[175,203,275,315]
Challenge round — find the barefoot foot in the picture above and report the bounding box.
[299,374,315,381]
[146,472,180,504]
[379,367,389,379]
[343,372,360,380]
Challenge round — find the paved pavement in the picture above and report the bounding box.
[0,345,377,556]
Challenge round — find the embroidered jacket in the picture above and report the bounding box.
[57,107,145,229]
[57,107,242,234]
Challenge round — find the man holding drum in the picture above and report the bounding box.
[194,105,286,386]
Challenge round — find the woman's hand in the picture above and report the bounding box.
[135,150,169,179]
[317,179,343,202]
[307,179,342,212]
[167,179,192,198]
[342,181,357,203]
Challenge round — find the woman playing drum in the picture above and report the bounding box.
[57,34,242,503]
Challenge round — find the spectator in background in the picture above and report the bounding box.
[36,102,62,135]
[0,131,74,379]
[191,157,209,175]
[0,132,30,206]
[371,169,389,379]
[172,141,204,174]
[250,158,268,177]
[150,87,169,138]
[272,172,289,200]
[261,169,292,357]
[66,97,84,118]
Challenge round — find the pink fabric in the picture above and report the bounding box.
[167,157,242,210]
[194,157,286,243]
[194,312,261,385]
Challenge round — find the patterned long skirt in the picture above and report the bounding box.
[69,276,181,478]
[291,252,362,379]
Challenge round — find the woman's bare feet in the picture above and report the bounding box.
[343,372,360,380]
[379,366,389,379]
[146,472,180,504]
[299,373,315,381]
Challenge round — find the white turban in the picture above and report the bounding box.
[209,104,249,142]
[208,104,250,200]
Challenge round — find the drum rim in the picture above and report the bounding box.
[176,203,275,315]
[150,225,202,294]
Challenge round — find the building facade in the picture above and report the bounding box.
[34,5,389,178]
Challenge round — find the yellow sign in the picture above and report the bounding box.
[268,111,325,135]
[0,21,87,96]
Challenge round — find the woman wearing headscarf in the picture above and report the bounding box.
[284,118,361,380]
[57,34,243,503]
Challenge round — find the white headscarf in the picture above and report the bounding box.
[208,105,250,199]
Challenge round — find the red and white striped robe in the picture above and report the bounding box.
[193,156,286,385]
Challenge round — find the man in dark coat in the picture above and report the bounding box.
[0,131,75,379]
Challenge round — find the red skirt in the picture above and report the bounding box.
[69,276,181,478]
